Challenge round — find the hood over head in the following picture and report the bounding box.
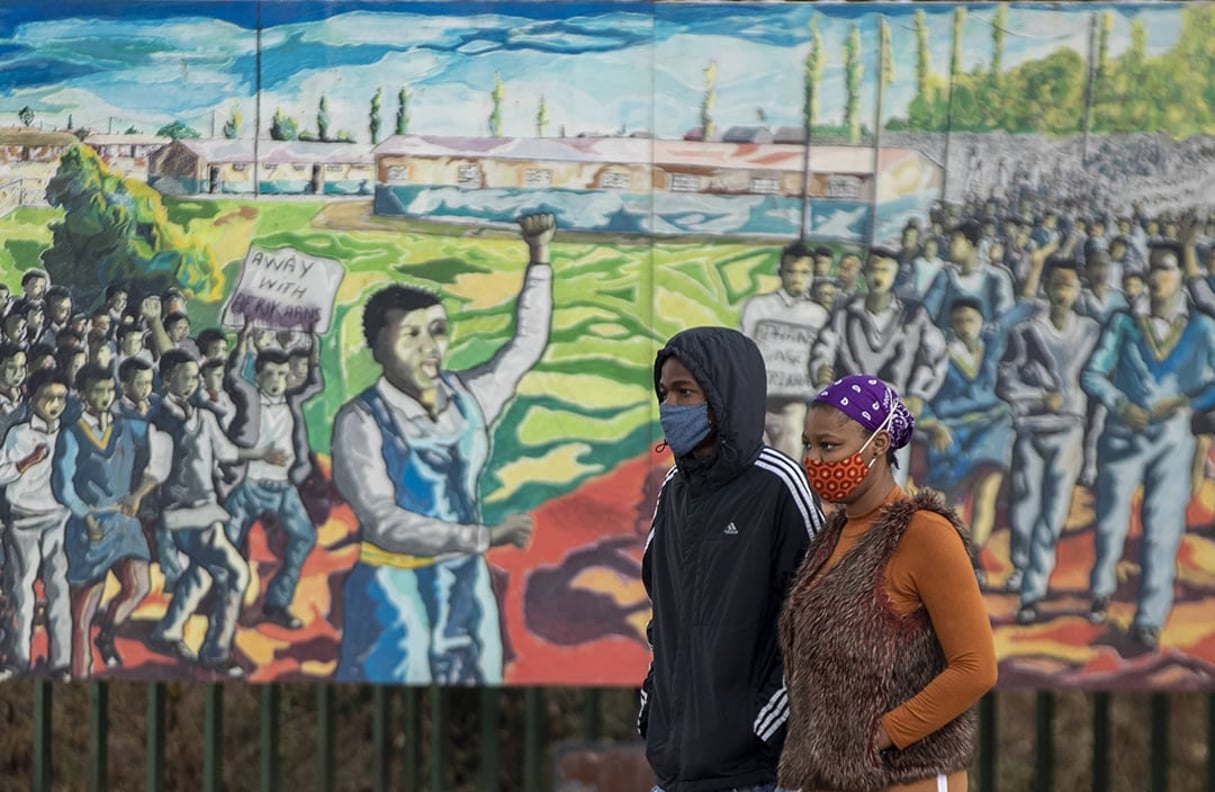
[654,326,767,487]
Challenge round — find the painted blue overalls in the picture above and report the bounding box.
[336,375,502,684]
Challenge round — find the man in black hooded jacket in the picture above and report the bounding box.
[638,326,825,792]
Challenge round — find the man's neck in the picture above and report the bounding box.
[1151,292,1182,320]
[865,291,893,314]
[1048,304,1071,329]
[86,407,110,427]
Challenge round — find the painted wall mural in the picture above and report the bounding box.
[0,1,1213,690]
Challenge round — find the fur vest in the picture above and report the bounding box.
[777,491,977,792]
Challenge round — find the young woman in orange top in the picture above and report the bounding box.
[778,375,998,792]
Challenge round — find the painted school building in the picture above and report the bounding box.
[148,139,375,196]
[371,134,943,240]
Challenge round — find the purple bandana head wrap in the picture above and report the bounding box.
[813,375,915,450]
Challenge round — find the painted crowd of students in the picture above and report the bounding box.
[0,274,323,680]
[741,197,1215,653]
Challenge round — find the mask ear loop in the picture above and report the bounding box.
[857,407,895,462]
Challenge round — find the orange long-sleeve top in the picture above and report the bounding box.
[818,486,998,792]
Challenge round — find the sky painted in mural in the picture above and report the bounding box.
[0,2,1186,140]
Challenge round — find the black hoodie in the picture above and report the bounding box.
[639,326,825,791]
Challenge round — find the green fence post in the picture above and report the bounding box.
[33,680,52,792]
[260,683,281,792]
[146,683,166,792]
[204,683,224,792]
[1092,692,1109,792]
[480,687,500,792]
[978,692,996,792]
[525,687,545,792]
[1034,691,1053,792]
[403,687,419,791]
[1150,693,1169,792]
[429,687,446,792]
[373,686,393,792]
[90,681,109,792]
[1207,693,1214,792]
[317,685,335,792]
[583,689,602,741]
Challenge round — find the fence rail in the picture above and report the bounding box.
[9,682,1215,791]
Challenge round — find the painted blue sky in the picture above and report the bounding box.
[0,2,1186,141]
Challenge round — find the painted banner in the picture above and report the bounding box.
[0,0,1213,691]
[221,246,345,332]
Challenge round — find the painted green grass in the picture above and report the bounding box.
[0,199,786,523]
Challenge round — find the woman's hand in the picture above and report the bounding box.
[875,721,894,751]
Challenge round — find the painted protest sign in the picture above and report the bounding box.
[752,320,816,398]
[221,245,344,332]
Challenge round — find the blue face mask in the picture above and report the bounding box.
[659,402,712,457]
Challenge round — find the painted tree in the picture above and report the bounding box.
[396,86,410,135]
[536,95,549,137]
[1121,18,1147,130]
[1096,11,1112,103]
[946,7,966,131]
[1002,49,1086,133]
[42,144,219,307]
[803,15,824,134]
[222,102,242,139]
[844,25,864,144]
[67,113,74,130]
[908,9,934,129]
[156,121,200,140]
[17,106,33,127]
[370,88,383,144]
[490,72,505,137]
[318,95,330,142]
[270,108,299,141]
[950,8,965,83]
[881,22,894,87]
[981,5,1007,128]
[701,60,717,141]
[991,6,1007,80]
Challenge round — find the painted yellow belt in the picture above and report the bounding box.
[359,542,439,570]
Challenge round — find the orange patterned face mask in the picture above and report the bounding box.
[802,410,890,503]
[803,450,875,503]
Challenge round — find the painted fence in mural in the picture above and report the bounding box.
[0,1,1213,691]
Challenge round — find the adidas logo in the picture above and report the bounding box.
[723,522,739,535]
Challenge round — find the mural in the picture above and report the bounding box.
[0,0,1213,690]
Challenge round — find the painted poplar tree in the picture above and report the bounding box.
[986,5,1007,127]
[490,72,505,137]
[1122,18,1147,130]
[881,18,894,91]
[844,25,863,144]
[370,87,382,144]
[396,86,410,135]
[701,60,717,141]
[222,102,242,139]
[799,14,823,239]
[537,95,548,138]
[318,95,330,141]
[803,15,823,135]
[908,9,933,129]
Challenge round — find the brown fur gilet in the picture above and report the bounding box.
[777,491,977,792]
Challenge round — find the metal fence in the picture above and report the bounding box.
[14,683,1215,791]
